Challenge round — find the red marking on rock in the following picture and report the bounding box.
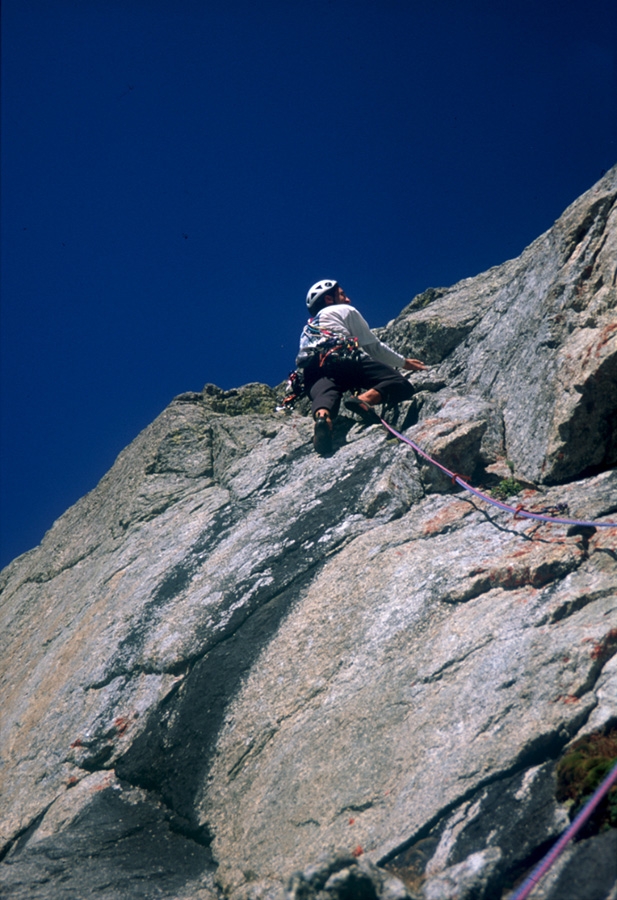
[590,629,617,662]
[422,501,471,536]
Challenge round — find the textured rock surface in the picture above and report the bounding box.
[1,167,616,899]
[378,167,617,484]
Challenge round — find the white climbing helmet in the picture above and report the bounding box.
[306,279,338,312]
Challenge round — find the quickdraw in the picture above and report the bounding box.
[280,370,305,408]
[316,335,361,368]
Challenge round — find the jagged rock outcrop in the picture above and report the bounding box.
[377,170,617,485]
[1,167,616,900]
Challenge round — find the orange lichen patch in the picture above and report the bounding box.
[114,716,131,736]
[510,547,535,560]
[589,527,617,552]
[105,569,126,592]
[579,321,617,369]
[592,322,617,355]
[519,488,539,501]
[448,536,583,599]
[486,541,583,590]
[589,629,617,663]
[93,773,116,792]
[352,846,364,857]
[514,588,538,605]
[412,418,444,436]
[421,500,473,536]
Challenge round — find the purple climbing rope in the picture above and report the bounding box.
[508,759,617,900]
[380,419,617,529]
[380,415,617,892]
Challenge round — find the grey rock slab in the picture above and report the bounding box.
[421,847,502,900]
[202,472,617,898]
[542,829,617,900]
[0,772,218,900]
[385,761,570,894]
[287,852,412,900]
[503,830,617,900]
[0,391,423,853]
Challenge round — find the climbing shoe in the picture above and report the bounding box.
[344,397,381,426]
[313,414,333,455]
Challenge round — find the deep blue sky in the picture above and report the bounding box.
[1,0,616,568]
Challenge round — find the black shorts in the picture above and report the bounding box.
[304,354,413,417]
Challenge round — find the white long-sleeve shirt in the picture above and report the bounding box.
[305,304,406,368]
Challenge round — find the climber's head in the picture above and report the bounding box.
[305,280,349,314]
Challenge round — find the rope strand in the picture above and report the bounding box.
[380,419,617,529]
[508,760,617,900]
[379,414,617,895]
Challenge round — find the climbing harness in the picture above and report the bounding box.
[296,315,362,370]
[315,334,361,368]
[508,758,617,900]
[380,418,617,529]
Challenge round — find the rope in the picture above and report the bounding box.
[508,759,617,900]
[379,419,617,529]
[378,416,617,893]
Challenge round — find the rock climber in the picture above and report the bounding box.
[297,279,427,454]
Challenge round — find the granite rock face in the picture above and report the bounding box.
[378,167,617,485]
[1,167,616,900]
